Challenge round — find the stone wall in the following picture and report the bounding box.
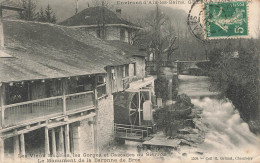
[76,120,94,154]
[83,27,133,43]
[76,94,114,154]
[131,56,146,78]
[96,95,114,152]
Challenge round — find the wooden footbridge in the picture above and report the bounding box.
[114,123,154,142]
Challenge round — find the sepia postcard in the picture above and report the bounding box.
[0,0,259,163]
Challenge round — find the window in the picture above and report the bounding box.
[111,67,115,80]
[133,63,136,76]
[76,77,86,93]
[97,75,105,84]
[96,75,107,98]
[96,29,101,38]
[129,63,136,77]
[123,65,129,78]
[97,28,106,39]
[120,29,125,41]
[7,83,29,104]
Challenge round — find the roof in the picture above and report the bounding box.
[0,20,132,83]
[60,6,140,29]
[106,40,146,57]
[0,0,23,11]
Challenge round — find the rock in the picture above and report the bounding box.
[195,151,204,155]
[179,140,191,146]
[175,94,193,108]
[192,129,199,134]
[176,133,204,144]
[178,129,191,135]
[178,128,199,135]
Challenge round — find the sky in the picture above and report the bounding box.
[13,0,260,38]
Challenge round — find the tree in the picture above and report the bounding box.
[51,13,57,24]
[133,5,178,76]
[207,39,260,133]
[19,0,37,21]
[45,4,53,23]
[37,4,57,24]
[37,8,45,22]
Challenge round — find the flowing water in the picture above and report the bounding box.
[178,75,260,162]
[112,75,260,162]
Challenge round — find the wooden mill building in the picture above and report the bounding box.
[0,18,154,161]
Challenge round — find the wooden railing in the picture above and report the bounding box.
[146,61,176,68]
[122,77,130,90]
[0,91,95,128]
[122,76,143,90]
[66,91,94,112]
[96,84,106,99]
[114,123,153,140]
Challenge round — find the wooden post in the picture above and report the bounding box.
[93,116,98,153]
[138,91,141,125]
[13,135,19,160]
[93,75,98,107]
[69,125,74,153]
[0,137,4,163]
[0,83,6,128]
[89,121,95,153]
[20,133,25,156]
[45,127,50,155]
[62,79,67,115]
[0,7,4,49]
[58,126,64,154]
[64,124,70,155]
[51,129,56,156]
[71,123,80,153]
[149,90,152,101]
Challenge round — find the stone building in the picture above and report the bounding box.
[60,6,141,44]
[61,6,157,127]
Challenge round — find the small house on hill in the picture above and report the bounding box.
[60,6,141,44]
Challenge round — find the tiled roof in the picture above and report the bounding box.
[0,20,131,83]
[0,0,23,10]
[106,40,146,57]
[60,6,140,29]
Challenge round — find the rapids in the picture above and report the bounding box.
[110,75,260,162]
[193,98,260,159]
[178,75,260,162]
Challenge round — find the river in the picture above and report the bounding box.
[110,75,260,163]
[178,75,260,162]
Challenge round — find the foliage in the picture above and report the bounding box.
[208,39,259,124]
[19,0,37,21]
[153,94,193,137]
[133,5,178,76]
[44,4,57,23]
[18,1,57,23]
[154,77,169,102]
[37,8,46,22]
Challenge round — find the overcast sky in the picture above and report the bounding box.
[23,0,260,38]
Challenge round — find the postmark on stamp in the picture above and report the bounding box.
[203,1,249,39]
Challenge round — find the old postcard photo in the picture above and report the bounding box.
[0,0,259,162]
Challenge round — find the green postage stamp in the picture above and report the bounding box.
[203,1,249,39]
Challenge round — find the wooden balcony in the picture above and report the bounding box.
[0,91,95,129]
[122,76,142,90]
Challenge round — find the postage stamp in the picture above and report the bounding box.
[203,1,249,39]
